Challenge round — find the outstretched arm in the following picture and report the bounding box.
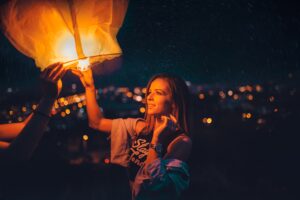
[72,69,112,134]
[0,113,33,141]
[0,63,66,162]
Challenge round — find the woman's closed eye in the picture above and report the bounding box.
[154,90,166,95]
[156,91,163,95]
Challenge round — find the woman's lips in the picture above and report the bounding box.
[147,104,155,108]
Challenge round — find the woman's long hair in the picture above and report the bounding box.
[143,73,192,137]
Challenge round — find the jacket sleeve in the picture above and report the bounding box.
[132,158,190,200]
[110,118,142,167]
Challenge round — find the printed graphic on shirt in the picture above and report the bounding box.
[129,138,149,167]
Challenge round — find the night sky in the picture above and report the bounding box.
[1,0,300,88]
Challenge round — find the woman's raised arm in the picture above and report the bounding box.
[71,68,112,134]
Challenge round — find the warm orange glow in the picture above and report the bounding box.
[219,91,226,99]
[255,85,263,92]
[104,158,110,164]
[21,106,27,112]
[202,117,213,125]
[243,113,252,119]
[247,94,254,101]
[239,86,246,93]
[233,94,239,100]
[227,90,233,96]
[139,107,146,113]
[269,96,275,102]
[206,117,213,124]
[32,104,37,110]
[55,33,78,62]
[61,112,66,117]
[59,98,65,103]
[134,87,141,95]
[126,92,133,98]
[198,93,205,100]
[83,134,89,141]
[1,0,128,70]
[65,109,71,115]
[245,85,253,92]
[74,96,81,103]
[142,88,147,94]
[51,109,57,115]
[134,95,143,102]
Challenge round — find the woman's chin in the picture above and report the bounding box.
[147,111,155,115]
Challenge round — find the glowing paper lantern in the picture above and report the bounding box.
[0,0,128,70]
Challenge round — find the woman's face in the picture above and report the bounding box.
[146,78,174,116]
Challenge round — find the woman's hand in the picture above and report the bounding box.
[153,114,179,143]
[40,62,66,99]
[71,68,95,90]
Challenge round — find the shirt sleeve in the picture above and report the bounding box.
[132,158,190,200]
[110,118,143,167]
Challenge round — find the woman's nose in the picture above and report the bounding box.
[147,93,154,101]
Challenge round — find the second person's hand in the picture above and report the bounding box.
[40,62,67,99]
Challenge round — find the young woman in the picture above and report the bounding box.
[72,68,193,199]
[0,63,66,162]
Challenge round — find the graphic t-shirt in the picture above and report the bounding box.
[128,133,152,181]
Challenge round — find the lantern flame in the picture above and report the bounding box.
[77,58,90,71]
[55,33,78,62]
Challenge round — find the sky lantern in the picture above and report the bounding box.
[0,0,128,71]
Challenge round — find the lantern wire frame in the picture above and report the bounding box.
[62,52,122,71]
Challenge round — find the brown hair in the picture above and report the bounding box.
[143,73,192,136]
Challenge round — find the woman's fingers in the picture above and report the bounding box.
[162,116,169,126]
[40,67,51,79]
[159,115,177,131]
[169,114,181,130]
[52,66,67,82]
[162,114,177,131]
[41,62,62,80]
[169,114,177,123]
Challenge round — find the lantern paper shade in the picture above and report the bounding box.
[0,0,128,70]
